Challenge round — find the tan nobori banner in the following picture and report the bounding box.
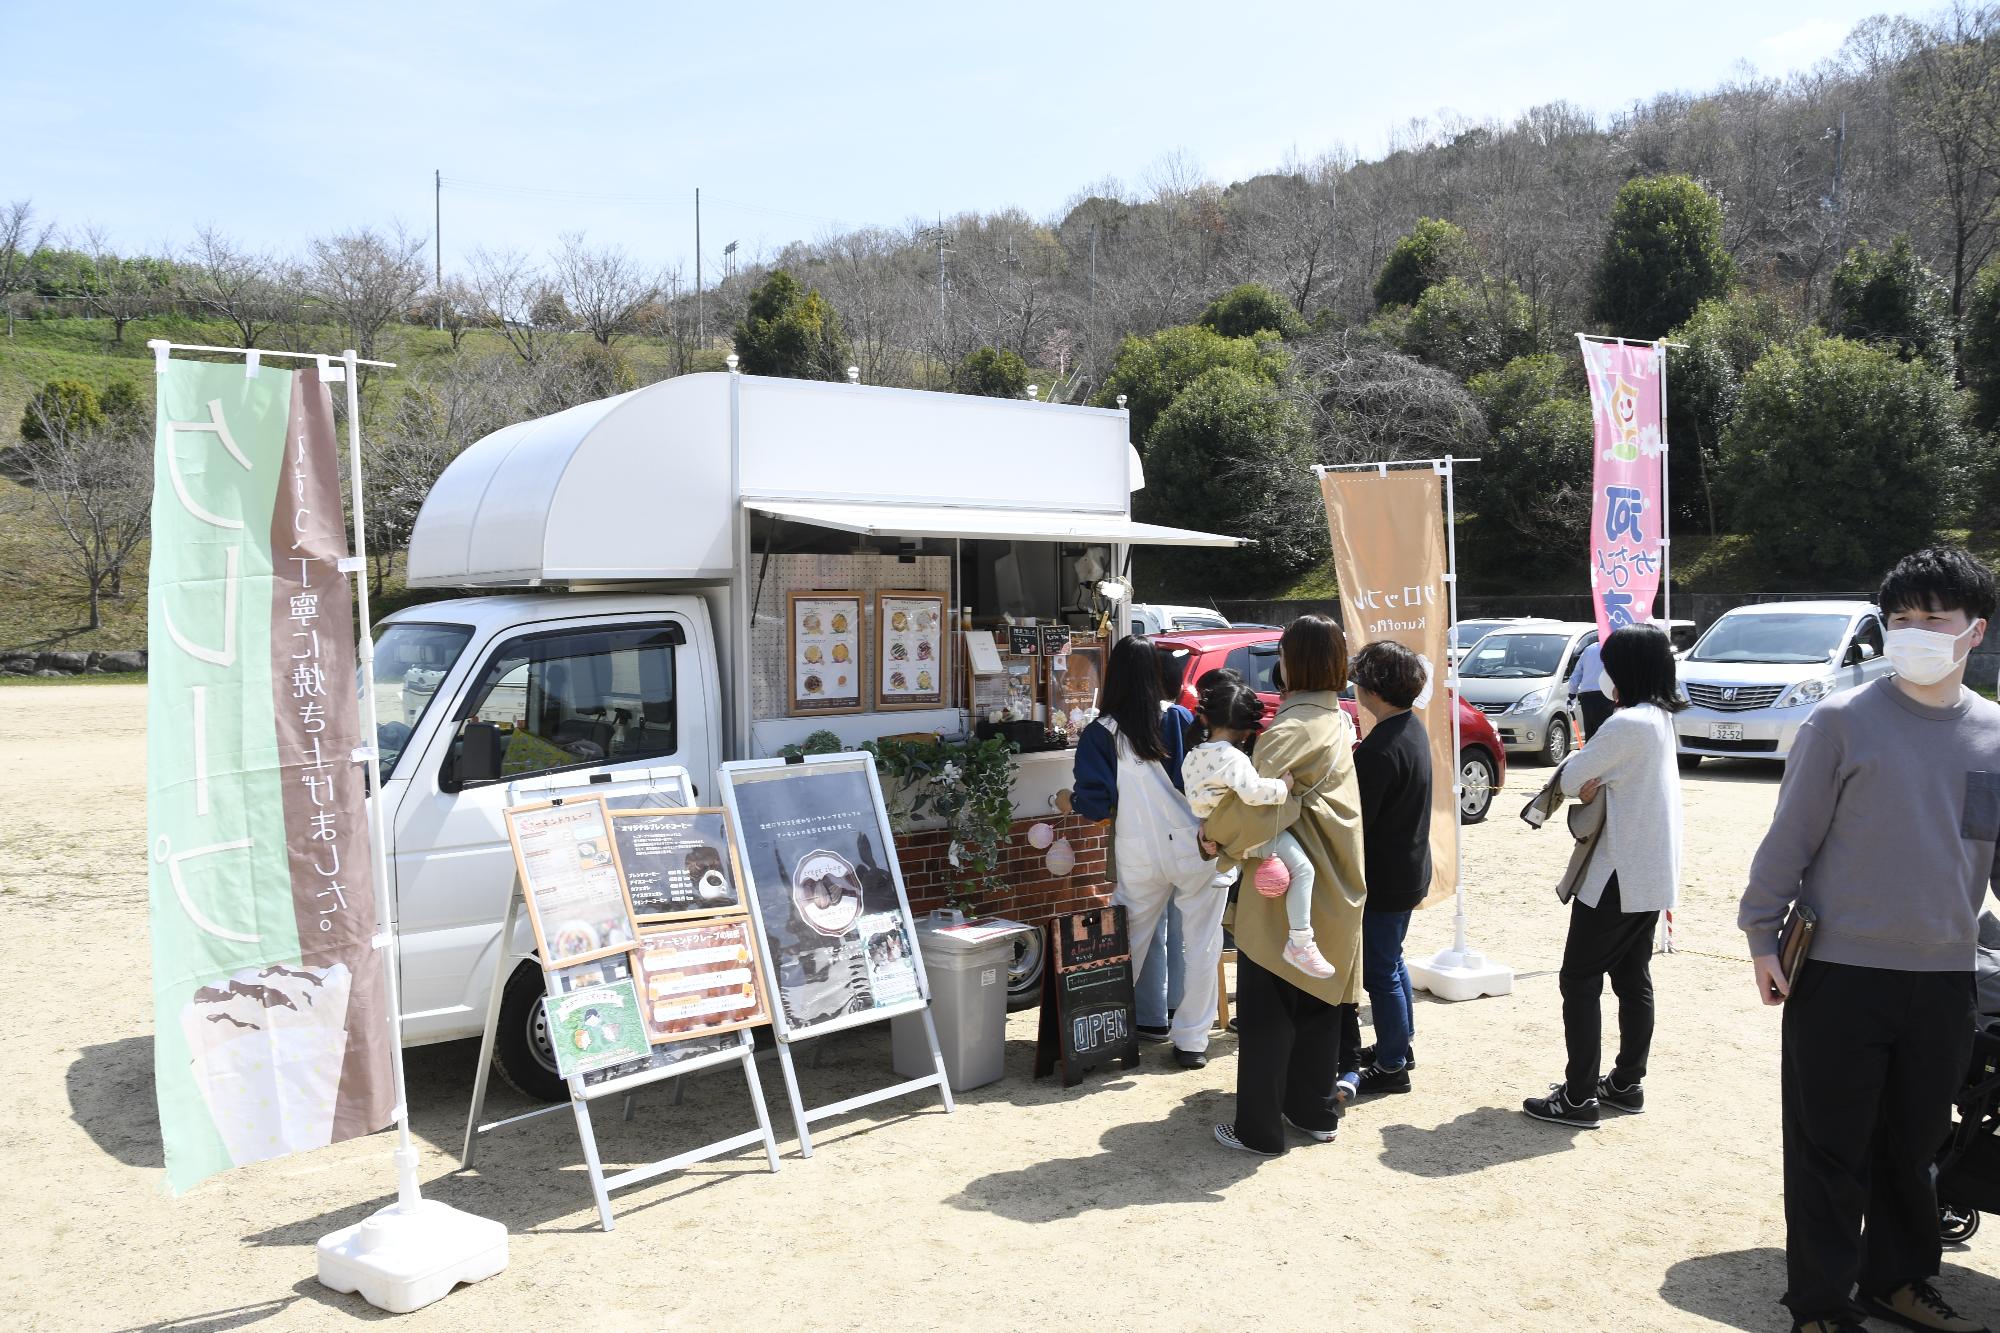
[1320,469,1456,909]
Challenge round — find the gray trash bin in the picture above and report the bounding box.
[892,912,1028,1092]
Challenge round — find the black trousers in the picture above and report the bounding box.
[1781,960,1974,1323]
[1560,875,1657,1101]
[1232,949,1342,1154]
[1578,690,1614,741]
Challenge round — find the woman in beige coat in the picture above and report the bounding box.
[1205,615,1368,1155]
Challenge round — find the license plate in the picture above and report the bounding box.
[1709,723,1745,742]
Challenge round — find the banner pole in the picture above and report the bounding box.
[1655,342,1676,955]
[1442,456,1468,960]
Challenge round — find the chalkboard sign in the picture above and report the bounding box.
[720,756,927,1038]
[1035,905,1140,1086]
[1007,625,1042,656]
[611,807,744,920]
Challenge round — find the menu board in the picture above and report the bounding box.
[787,590,863,716]
[1039,625,1073,658]
[876,591,946,710]
[634,917,772,1043]
[1035,905,1140,1087]
[721,756,927,1037]
[504,797,641,966]
[543,977,654,1079]
[1048,639,1104,744]
[1007,626,1042,656]
[612,808,744,920]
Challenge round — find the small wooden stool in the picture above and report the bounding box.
[1216,947,1238,1031]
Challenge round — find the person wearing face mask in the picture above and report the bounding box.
[1739,547,2000,1333]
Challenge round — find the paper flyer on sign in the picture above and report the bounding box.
[543,978,653,1078]
[860,911,920,1006]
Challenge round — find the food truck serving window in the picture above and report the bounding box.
[446,622,685,789]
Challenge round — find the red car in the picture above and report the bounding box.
[1152,627,1506,824]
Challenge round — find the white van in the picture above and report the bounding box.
[1675,600,1891,767]
[372,370,1242,1099]
[1129,603,1231,636]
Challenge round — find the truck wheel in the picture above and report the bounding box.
[495,962,567,1103]
[1007,927,1045,1010]
[1458,748,1497,824]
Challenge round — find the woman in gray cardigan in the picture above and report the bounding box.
[1523,623,1686,1128]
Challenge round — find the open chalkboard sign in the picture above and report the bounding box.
[1035,905,1140,1086]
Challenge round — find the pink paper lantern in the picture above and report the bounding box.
[1027,821,1056,850]
[1045,838,1077,878]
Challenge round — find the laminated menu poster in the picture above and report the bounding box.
[634,917,772,1043]
[543,977,654,1079]
[612,808,744,920]
[788,590,863,716]
[1035,905,1140,1087]
[1048,640,1104,744]
[876,591,946,710]
[723,757,927,1035]
[504,797,641,966]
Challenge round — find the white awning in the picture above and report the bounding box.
[745,498,1247,548]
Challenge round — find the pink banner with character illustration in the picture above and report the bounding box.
[1579,336,1667,638]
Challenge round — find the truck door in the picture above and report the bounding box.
[392,614,713,1037]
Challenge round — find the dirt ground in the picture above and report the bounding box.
[2,683,1994,1332]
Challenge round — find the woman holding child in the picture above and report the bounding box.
[1201,614,1368,1155]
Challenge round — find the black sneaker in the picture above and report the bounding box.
[1175,1047,1208,1070]
[1136,1024,1172,1044]
[1596,1075,1645,1114]
[1213,1123,1280,1156]
[1358,1044,1417,1072]
[1355,1064,1412,1097]
[1522,1081,1600,1128]
[1282,1112,1337,1143]
[1858,1279,1990,1332]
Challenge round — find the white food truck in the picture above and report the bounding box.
[374,369,1242,1098]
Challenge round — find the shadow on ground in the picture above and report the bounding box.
[1377,1105,1583,1178]
[947,1089,1266,1221]
[1659,1248,2000,1333]
[69,1036,163,1169]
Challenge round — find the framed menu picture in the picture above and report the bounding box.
[788,591,863,716]
[875,591,947,711]
[634,917,772,1045]
[611,807,745,921]
[1047,639,1105,743]
[503,796,642,967]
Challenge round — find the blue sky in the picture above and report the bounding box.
[3,1,1911,275]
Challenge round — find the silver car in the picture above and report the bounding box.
[1676,600,1892,768]
[1454,621,1595,765]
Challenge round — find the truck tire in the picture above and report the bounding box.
[495,962,568,1103]
[1006,926,1045,1010]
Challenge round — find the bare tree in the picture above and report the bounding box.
[14,394,152,631]
[552,232,659,346]
[466,246,563,364]
[0,199,53,336]
[81,228,165,344]
[304,223,428,362]
[181,226,284,347]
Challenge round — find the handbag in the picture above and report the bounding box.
[1553,792,1606,904]
[1778,903,1818,993]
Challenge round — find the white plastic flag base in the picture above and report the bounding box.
[1409,946,1514,1003]
[316,1197,508,1314]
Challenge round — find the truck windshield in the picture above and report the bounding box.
[1459,633,1572,679]
[1690,613,1849,665]
[367,622,473,779]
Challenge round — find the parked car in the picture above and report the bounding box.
[1454,621,1597,765]
[1130,603,1232,636]
[1151,628,1507,823]
[1659,618,1700,655]
[1675,600,1891,768]
[1448,617,1538,666]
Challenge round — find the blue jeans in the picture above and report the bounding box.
[1136,901,1185,1028]
[1362,910,1415,1070]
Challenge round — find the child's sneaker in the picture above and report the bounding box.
[1253,857,1291,898]
[1282,929,1335,978]
[1334,1070,1361,1105]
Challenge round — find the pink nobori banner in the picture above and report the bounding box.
[1579,337,1667,639]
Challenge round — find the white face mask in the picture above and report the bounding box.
[1884,622,1981,686]
[1601,675,1619,704]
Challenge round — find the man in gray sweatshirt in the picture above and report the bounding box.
[1740,547,2000,1333]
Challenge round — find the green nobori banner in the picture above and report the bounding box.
[147,357,393,1194]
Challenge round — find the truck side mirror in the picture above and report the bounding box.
[456,720,504,785]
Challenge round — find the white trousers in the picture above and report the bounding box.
[1115,855,1229,1053]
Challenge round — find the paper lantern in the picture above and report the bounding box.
[1045,838,1077,878]
[1027,821,1055,850]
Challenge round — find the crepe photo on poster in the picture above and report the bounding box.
[543,977,653,1079]
[612,808,742,919]
[860,911,920,1008]
[634,918,771,1044]
[725,760,918,1032]
[505,797,640,965]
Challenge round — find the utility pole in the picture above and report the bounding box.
[433,169,443,331]
[695,187,704,345]
[934,212,949,320]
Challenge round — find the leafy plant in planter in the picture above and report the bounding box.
[863,736,1017,912]
[777,729,845,760]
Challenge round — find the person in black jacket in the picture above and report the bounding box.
[1349,639,1433,1097]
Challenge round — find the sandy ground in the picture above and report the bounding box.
[1,683,1994,1332]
